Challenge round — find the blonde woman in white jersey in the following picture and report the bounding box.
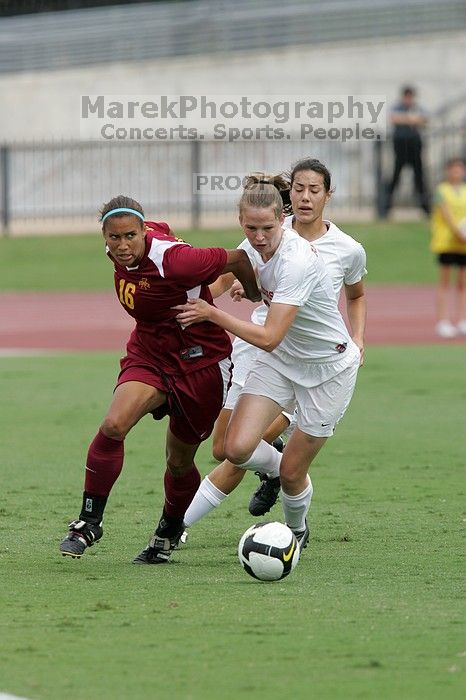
[177,159,366,539]
[175,176,363,550]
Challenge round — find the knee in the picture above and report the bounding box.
[165,453,192,477]
[100,416,129,441]
[212,436,226,462]
[280,462,307,492]
[223,437,253,466]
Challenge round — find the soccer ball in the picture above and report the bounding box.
[238,521,300,582]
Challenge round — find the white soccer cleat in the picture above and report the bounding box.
[456,320,466,335]
[435,320,458,339]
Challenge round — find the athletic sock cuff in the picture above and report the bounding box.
[202,476,227,506]
[282,477,313,502]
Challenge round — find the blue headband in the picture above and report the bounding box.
[102,207,144,223]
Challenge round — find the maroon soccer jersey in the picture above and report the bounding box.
[108,221,232,375]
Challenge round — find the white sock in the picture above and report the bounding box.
[183,476,227,527]
[281,477,313,531]
[237,440,281,478]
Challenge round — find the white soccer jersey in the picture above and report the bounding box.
[284,215,367,293]
[248,218,366,326]
[238,228,351,360]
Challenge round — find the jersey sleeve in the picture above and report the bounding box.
[344,243,367,286]
[272,251,318,307]
[162,244,228,287]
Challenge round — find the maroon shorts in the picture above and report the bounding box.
[116,357,232,445]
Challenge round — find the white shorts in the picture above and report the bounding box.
[282,408,298,438]
[224,379,244,410]
[241,346,360,438]
[224,338,299,430]
[224,336,257,409]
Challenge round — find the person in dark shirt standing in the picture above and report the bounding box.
[59,195,260,564]
[384,86,430,216]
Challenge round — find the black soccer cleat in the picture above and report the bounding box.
[133,534,180,564]
[60,519,103,559]
[294,520,310,553]
[272,437,285,453]
[133,514,184,565]
[248,472,281,516]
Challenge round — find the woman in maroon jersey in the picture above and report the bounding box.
[59,195,260,564]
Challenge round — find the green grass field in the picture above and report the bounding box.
[0,347,464,700]
[0,221,436,290]
[1,221,463,699]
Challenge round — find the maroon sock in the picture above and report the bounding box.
[84,429,124,497]
[163,465,201,519]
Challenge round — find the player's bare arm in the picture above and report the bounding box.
[222,249,261,302]
[175,299,298,352]
[344,280,366,365]
[208,272,236,299]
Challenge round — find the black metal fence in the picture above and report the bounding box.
[1,126,465,234]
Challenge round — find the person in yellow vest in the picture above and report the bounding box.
[430,158,466,338]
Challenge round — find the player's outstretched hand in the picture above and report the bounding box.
[173,298,212,326]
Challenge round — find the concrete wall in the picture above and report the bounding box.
[2,31,466,142]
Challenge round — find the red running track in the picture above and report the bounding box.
[0,286,465,353]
